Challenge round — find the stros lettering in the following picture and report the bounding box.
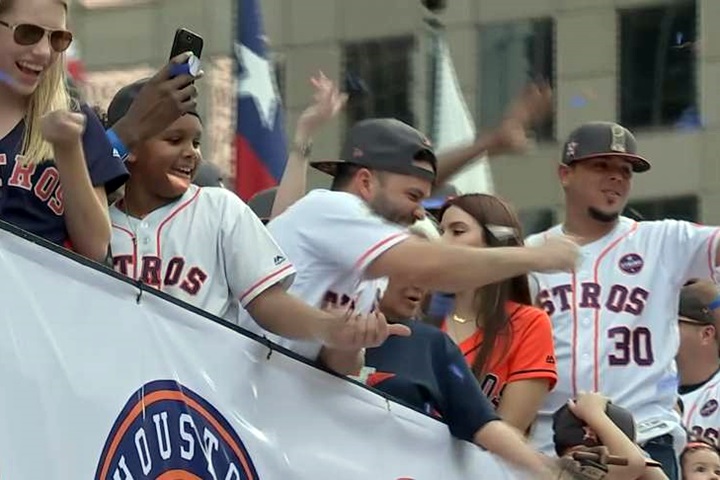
[536,282,650,316]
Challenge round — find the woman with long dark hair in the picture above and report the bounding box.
[438,193,557,434]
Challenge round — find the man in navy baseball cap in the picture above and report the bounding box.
[311,118,438,184]
[561,121,650,173]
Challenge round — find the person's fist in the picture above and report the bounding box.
[531,235,579,273]
[40,110,86,149]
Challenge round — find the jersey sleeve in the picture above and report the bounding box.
[435,332,500,442]
[657,220,720,283]
[221,192,296,307]
[296,192,409,272]
[506,306,558,389]
[80,104,129,194]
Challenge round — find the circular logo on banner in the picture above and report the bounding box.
[619,253,644,274]
[701,399,719,417]
[95,380,259,480]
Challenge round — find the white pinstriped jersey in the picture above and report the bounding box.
[526,217,720,455]
[110,185,295,330]
[681,368,720,446]
[258,189,409,360]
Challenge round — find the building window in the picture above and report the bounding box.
[626,195,698,222]
[343,36,415,126]
[519,208,556,236]
[478,18,554,140]
[619,1,698,130]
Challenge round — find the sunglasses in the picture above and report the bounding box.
[0,20,73,53]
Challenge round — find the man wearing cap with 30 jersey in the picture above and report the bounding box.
[525,121,720,479]
[256,117,578,374]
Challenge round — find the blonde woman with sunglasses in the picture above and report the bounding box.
[0,0,128,261]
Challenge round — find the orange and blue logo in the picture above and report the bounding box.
[95,380,259,480]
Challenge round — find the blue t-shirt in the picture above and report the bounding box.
[363,321,499,442]
[0,104,129,246]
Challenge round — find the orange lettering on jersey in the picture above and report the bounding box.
[8,157,36,190]
[34,167,60,202]
[47,184,64,215]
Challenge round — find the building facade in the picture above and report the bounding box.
[72,0,718,231]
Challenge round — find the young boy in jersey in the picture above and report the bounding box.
[676,280,720,445]
[103,79,410,374]
[553,392,668,480]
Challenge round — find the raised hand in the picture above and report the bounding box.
[296,71,348,138]
[110,52,201,149]
[568,392,610,423]
[486,82,553,156]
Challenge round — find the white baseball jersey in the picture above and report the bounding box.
[680,368,720,445]
[526,216,720,454]
[254,189,409,360]
[110,185,295,331]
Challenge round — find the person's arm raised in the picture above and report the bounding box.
[271,72,347,219]
[435,82,552,186]
[110,52,201,150]
[366,235,578,292]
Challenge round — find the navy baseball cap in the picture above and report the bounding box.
[106,78,200,129]
[312,118,437,182]
[562,122,650,173]
[553,400,636,456]
[679,288,715,326]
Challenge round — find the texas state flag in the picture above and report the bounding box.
[234,0,287,201]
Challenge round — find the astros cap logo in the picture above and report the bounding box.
[95,380,258,480]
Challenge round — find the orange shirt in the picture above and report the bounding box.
[442,301,557,407]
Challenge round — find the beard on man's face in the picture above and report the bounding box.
[368,192,416,226]
[588,206,621,223]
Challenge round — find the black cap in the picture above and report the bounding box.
[192,162,225,188]
[311,118,437,182]
[106,78,199,129]
[553,401,636,456]
[562,122,650,173]
[679,289,715,326]
[247,187,277,224]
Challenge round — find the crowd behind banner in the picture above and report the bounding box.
[0,1,719,480]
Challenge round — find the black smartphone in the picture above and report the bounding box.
[169,28,204,60]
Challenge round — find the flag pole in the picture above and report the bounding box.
[424,15,444,143]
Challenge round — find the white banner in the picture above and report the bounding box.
[0,225,525,480]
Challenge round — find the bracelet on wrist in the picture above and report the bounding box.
[289,139,313,158]
[106,128,129,160]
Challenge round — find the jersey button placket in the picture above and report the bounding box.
[577,256,595,392]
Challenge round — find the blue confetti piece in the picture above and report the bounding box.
[675,31,683,45]
[570,95,588,108]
